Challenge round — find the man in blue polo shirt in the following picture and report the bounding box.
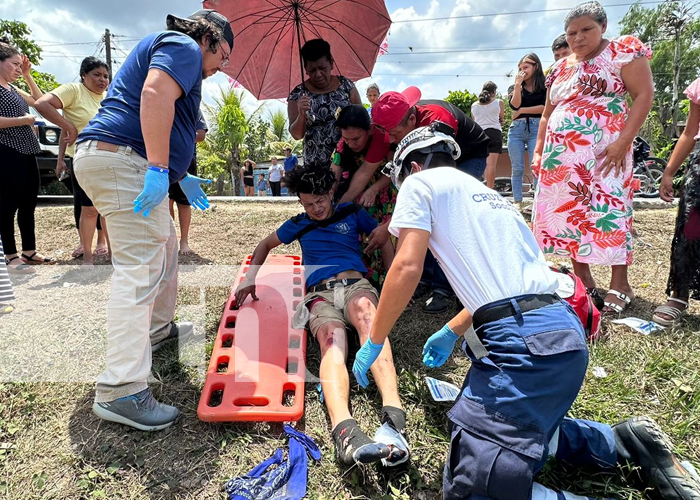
[73,9,234,431]
[235,164,409,468]
[283,147,298,174]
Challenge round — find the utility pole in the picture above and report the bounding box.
[104,29,112,80]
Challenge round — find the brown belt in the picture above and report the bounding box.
[95,141,121,152]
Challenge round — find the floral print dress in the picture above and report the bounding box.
[532,36,651,266]
[288,76,356,166]
[331,132,397,287]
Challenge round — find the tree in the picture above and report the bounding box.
[619,1,700,143]
[444,89,479,117]
[0,20,59,92]
[245,117,274,161]
[269,110,289,142]
[199,88,249,196]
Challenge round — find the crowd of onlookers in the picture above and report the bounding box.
[1,3,699,497]
[0,2,698,326]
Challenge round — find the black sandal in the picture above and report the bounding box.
[6,256,35,274]
[587,287,605,311]
[21,252,55,265]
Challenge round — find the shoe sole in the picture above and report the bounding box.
[92,403,178,432]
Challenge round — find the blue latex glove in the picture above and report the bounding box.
[134,167,169,217]
[422,324,460,368]
[352,337,384,388]
[179,174,212,210]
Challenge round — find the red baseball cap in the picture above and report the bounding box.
[371,86,422,131]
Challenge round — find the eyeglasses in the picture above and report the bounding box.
[218,41,230,68]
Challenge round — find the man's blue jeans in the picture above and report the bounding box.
[507,118,540,202]
[457,156,487,180]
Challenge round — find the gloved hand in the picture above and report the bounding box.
[352,337,385,388]
[134,166,170,217]
[179,174,212,210]
[422,324,459,368]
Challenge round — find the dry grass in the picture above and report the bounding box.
[0,202,698,500]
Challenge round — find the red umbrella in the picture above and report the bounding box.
[204,0,391,100]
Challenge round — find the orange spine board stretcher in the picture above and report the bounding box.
[197,254,307,422]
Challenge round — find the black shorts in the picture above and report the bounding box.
[484,128,503,155]
[243,177,255,187]
[168,157,198,205]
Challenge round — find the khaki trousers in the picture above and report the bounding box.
[74,140,177,402]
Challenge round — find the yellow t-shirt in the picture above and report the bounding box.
[50,82,105,156]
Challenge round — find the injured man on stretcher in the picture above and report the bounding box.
[234,163,409,467]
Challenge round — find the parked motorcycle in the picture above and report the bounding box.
[632,136,666,198]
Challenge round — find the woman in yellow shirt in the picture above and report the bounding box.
[34,57,109,265]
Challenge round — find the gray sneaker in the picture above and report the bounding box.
[152,321,194,353]
[92,388,179,431]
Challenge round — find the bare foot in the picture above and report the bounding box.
[179,243,194,256]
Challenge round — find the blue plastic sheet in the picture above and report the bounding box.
[226,425,322,500]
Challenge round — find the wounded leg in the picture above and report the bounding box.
[315,320,389,466]
[347,291,409,465]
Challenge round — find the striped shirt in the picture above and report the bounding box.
[0,239,16,305]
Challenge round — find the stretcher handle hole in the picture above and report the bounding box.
[234,396,270,407]
[208,387,224,407]
[293,277,302,285]
[221,334,234,348]
[225,316,236,329]
[293,288,302,297]
[216,357,229,373]
[289,336,301,349]
[282,385,296,408]
[287,358,299,374]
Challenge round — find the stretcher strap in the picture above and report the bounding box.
[465,326,489,360]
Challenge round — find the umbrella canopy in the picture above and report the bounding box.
[204,0,391,100]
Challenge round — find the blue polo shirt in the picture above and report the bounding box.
[78,31,202,183]
[283,154,298,172]
[276,203,377,287]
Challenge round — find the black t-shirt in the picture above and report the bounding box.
[416,100,490,160]
[508,85,546,118]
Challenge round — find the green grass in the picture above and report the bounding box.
[0,204,698,499]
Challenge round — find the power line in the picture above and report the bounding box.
[383,46,553,55]
[372,71,698,78]
[391,0,665,23]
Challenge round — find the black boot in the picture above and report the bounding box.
[423,289,452,314]
[613,416,700,499]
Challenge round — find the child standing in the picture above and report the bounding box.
[257,174,268,196]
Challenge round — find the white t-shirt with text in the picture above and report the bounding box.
[389,167,558,313]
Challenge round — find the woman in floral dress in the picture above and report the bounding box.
[531,1,654,313]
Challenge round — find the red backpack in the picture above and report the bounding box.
[550,265,601,341]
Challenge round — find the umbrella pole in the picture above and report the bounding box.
[293,2,304,84]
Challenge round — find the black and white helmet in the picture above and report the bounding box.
[382,121,460,188]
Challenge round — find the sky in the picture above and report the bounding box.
[0,0,656,118]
